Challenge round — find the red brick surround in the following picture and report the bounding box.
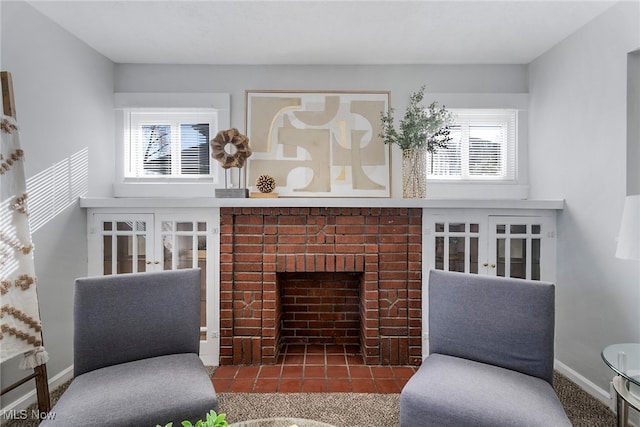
[219,207,422,366]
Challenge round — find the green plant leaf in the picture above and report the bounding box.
[379,85,454,152]
[214,412,228,427]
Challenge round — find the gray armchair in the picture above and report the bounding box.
[41,268,218,427]
[400,269,571,427]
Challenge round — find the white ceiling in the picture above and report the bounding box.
[27,0,618,65]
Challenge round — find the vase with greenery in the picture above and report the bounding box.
[379,85,454,198]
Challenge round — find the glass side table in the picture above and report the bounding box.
[602,343,640,427]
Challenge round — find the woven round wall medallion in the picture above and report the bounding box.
[210,128,252,169]
[256,175,276,193]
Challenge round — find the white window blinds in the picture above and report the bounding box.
[428,109,517,181]
[125,110,216,179]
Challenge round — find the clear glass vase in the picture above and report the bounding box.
[402,147,427,198]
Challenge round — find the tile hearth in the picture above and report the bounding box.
[212,344,417,393]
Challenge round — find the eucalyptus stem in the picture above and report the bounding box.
[379,85,454,152]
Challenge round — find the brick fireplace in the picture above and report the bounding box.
[219,207,422,366]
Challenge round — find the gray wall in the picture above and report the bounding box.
[628,50,640,196]
[0,0,114,406]
[115,63,528,124]
[529,0,640,392]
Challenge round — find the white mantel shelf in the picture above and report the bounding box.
[79,197,565,210]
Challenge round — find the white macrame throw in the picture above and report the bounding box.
[0,114,48,367]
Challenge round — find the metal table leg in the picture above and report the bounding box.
[613,375,639,427]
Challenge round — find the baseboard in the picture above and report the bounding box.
[554,359,612,407]
[0,365,73,425]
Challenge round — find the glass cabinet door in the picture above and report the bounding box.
[158,217,210,339]
[487,216,555,281]
[430,219,485,274]
[159,220,208,271]
[155,213,217,365]
[93,214,154,275]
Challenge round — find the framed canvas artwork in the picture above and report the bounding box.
[245,90,391,197]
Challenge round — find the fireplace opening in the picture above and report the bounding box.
[277,272,363,349]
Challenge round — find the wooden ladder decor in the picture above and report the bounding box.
[0,70,51,414]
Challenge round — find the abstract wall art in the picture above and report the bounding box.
[245,90,391,197]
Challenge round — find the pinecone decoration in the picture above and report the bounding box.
[256,175,276,193]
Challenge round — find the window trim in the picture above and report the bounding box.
[114,93,230,198]
[427,108,518,182]
[125,109,217,180]
[395,92,530,200]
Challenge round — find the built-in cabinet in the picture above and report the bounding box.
[86,208,220,365]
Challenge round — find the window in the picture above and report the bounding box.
[114,92,230,198]
[427,109,517,181]
[125,110,216,179]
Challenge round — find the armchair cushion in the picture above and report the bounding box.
[400,353,571,427]
[41,353,217,427]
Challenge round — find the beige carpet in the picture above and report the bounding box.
[554,372,617,427]
[218,392,399,426]
[4,371,615,426]
[217,373,615,427]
